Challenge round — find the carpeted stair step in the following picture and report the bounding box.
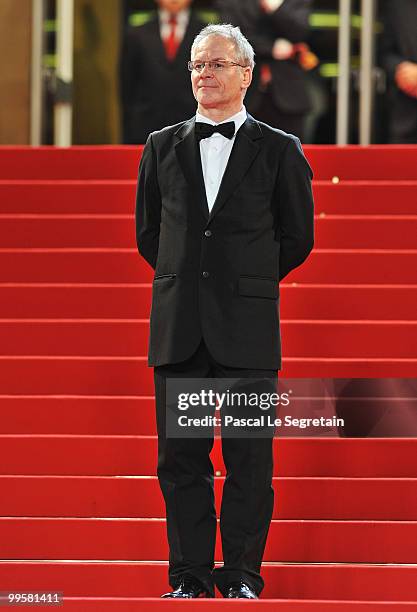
[1,517,417,562]
[1,561,417,601]
[2,179,417,215]
[1,393,415,436]
[1,145,417,180]
[1,436,416,477]
[1,356,416,391]
[0,284,416,320]
[1,475,417,520]
[3,597,416,610]
[0,249,416,284]
[1,214,416,249]
[0,319,416,357]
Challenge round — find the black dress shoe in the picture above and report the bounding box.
[226,580,258,599]
[161,574,213,598]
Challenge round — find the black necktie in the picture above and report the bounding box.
[195,121,235,141]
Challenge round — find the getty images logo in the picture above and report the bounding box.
[176,388,291,411]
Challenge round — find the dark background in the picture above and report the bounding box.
[43,0,392,144]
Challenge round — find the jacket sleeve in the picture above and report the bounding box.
[246,0,313,60]
[266,0,313,42]
[135,133,162,270]
[216,0,312,61]
[379,4,405,82]
[274,135,314,281]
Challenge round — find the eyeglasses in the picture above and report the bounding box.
[188,60,248,73]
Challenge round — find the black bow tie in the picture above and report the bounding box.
[195,121,235,141]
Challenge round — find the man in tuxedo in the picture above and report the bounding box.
[135,24,314,598]
[119,0,205,144]
[216,0,314,141]
[380,0,417,143]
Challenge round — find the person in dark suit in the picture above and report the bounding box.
[135,23,314,599]
[380,0,417,143]
[216,0,314,141]
[119,0,205,144]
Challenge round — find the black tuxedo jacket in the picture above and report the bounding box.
[216,0,313,115]
[135,114,314,369]
[119,11,205,144]
[380,0,417,142]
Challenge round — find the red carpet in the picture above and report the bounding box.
[0,145,416,608]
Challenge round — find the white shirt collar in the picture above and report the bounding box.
[195,105,248,135]
[158,8,190,27]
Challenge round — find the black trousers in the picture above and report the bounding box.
[154,338,277,597]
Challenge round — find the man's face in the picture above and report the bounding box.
[155,0,192,14]
[191,35,252,113]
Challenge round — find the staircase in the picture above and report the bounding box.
[0,144,416,609]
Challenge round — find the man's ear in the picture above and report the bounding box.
[242,67,253,90]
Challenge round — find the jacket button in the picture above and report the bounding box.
[204,230,212,237]
[202,271,209,278]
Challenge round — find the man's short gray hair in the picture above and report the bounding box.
[191,24,255,70]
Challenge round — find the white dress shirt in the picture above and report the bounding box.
[196,106,248,212]
[158,8,190,43]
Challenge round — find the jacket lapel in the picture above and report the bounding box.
[174,117,210,221]
[208,114,263,222]
[147,16,168,67]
